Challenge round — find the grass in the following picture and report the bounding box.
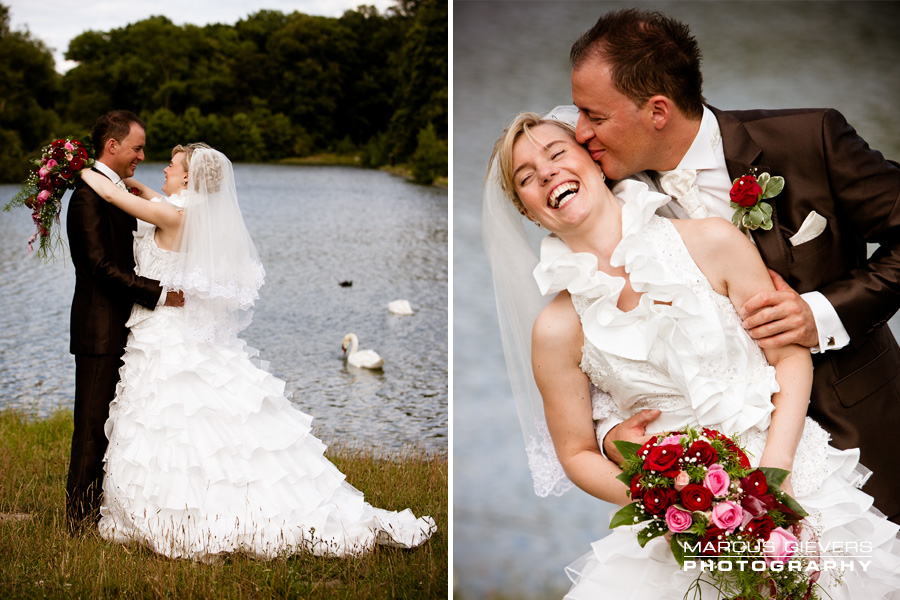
[0,410,447,599]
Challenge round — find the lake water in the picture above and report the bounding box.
[0,163,448,454]
[453,1,900,597]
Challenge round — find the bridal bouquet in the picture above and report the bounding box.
[3,136,94,259]
[611,426,820,600]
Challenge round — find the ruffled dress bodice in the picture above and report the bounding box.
[126,226,179,328]
[535,180,777,438]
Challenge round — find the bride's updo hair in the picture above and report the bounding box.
[490,112,577,215]
[171,143,222,193]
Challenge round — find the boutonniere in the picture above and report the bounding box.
[729,168,784,232]
[127,186,141,196]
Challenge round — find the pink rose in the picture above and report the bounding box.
[46,159,58,169]
[673,471,691,491]
[704,468,731,497]
[36,190,50,204]
[660,434,686,446]
[710,500,743,532]
[64,141,75,152]
[665,505,692,533]
[764,527,798,566]
[39,166,50,179]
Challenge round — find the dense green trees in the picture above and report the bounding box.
[0,0,447,183]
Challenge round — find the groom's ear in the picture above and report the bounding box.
[646,95,672,130]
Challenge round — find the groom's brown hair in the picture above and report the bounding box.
[570,8,705,119]
[91,110,145,158]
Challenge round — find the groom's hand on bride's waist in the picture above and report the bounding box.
[164,291,185,307]
[603,409,661,466]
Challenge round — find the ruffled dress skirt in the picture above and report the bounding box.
[98,307,435,560]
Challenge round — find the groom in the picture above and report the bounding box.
[65,110,183,531]
[574,9,900,520]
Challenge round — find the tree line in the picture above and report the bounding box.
[0,0,447,184]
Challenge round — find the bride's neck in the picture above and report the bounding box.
[561,194,622,266]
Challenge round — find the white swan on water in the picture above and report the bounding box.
[341,333,384,369]
[388,299,414,315]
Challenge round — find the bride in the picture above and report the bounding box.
[483,112,900,598]
[79,144,435,560]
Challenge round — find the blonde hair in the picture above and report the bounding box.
[489,113,577,215]
[171,143,221,192]
[171,142,212,171]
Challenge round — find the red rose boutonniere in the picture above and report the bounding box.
[128,187,141,196]
[730,168,784,233]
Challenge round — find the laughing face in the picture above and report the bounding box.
[511,123,606,233]
[109,122,146,179]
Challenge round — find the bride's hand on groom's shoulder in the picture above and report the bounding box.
[603,409,661,466]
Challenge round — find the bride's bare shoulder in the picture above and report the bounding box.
[533,290,581,348]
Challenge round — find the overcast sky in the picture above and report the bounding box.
[6,0,398,73]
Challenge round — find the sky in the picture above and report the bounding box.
[6,0,398,73]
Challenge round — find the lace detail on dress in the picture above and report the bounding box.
[525,420,574,497]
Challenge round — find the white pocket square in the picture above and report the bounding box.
[789,211,827,246]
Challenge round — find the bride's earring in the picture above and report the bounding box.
[183,177,188,188]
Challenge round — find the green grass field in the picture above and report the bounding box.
[0,410,447,599]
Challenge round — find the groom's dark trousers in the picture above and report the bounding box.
[713,107,900,520]
[65,173,161,530]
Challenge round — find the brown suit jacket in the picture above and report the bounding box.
[713,106,900,516]
[67,170,162,356]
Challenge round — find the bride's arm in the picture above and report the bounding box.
[681,218,810,494]
[121,176,162,200]
[81,170,181,232]
[532,291,630,506]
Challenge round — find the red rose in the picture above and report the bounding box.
[686,440,718,466]
[69,157,84,171]
[60,166,74,180]
[128,186,140,196]
[50,139,65,149]
[723,440,751,468]
[741,470,768,497]
[638,435,659,459]
[699,526,727,556]
[76,146,89,159]
[52,148,66,161]
[643,444,683,473]
[630,474,645,500]
[730,175,763,208]
[743,514,775,540]
[641,486,678,516]
[680,483,714,512]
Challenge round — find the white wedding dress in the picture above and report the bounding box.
[98,227,435,560]
[531,181,900,599]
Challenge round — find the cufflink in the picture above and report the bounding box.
[826,336,835,347]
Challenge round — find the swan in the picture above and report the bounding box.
[388,299,414,315]
[341,333,384,369]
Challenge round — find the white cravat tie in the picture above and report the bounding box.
[115,179,127,191]
[658,169,709,219]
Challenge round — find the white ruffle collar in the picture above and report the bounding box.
[532,178,776,435]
